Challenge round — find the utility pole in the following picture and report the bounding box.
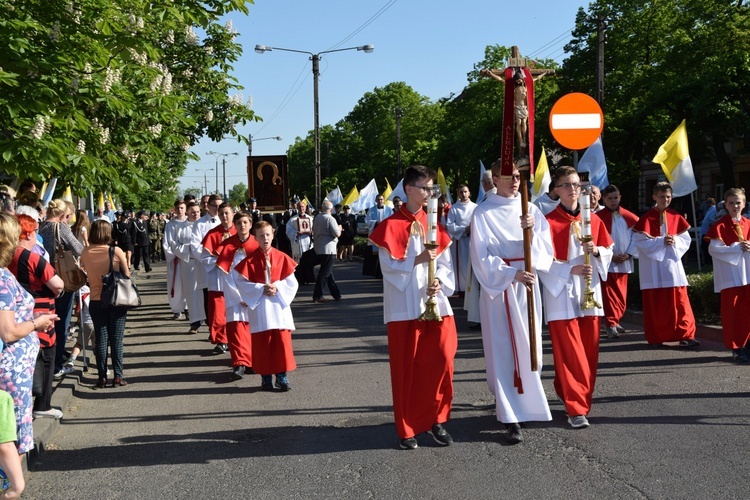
[596,14,605,107]
[395,108,403,178]
[222,157,227,200]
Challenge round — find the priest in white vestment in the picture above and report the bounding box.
[285,200,313,261]
[446,185,477,294]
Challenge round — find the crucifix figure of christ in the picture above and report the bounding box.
[479,46,555,372]
[480,46,555,156]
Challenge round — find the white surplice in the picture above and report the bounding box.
[607,213,638,274]
[163,217,187,314]
[470,193,553,423]
[191,213,220,289]
[632,230,690,290]
[532,192,560,216]
[446,199,477,292]
[236,271,298,333]
[379,235,454,324]
[174,220,205,323]
[222,249,251,323]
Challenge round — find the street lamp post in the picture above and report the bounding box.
[248,134,283,156]
[255,43,374,208]
[196,168,213,195]
[206,151,238,199]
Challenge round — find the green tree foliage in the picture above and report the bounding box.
[562,0,750,190]
[287,82,443,197]
[0,0,257,206]
[228,181,247,207]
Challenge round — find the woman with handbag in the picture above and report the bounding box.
[38,199,83,379]
[0,213,59,455]
[80,220,131,388]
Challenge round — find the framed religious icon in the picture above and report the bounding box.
[247,155,289,211]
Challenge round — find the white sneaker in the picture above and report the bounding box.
[568,415,590,429]
[54,365,74,380]
[33,408,63,420]
[615,324,626,333]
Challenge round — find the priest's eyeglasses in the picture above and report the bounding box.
[557,182,581,190]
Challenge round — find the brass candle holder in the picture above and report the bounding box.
[579,234,601,310]
[420,242,443,322]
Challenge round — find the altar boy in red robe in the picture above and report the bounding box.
[215,211,259,379]
[632,182,698,347]
[235,221,299,390]
[369,164,457,450]
[594,185,639,339]
[538,167,613,429]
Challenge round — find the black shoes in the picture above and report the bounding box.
[261,375,273,391]
[679,339,701,348]
[399,437,418,450]
[231,366,245,380]
[430,424,453,446]
[506,423,523,445]
[732,348,749,363]
[275,374,290,391]
[212,343,229,354]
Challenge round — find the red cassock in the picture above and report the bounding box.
[216,234,259,367]
[633,208,696,344]
[201,224,237,344]
[545,207,612,418]
[707,214,750,349]
[369,207,457,440]
[596,208,639,327]
[235,248,298,375]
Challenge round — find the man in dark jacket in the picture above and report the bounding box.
[131,211,152,272]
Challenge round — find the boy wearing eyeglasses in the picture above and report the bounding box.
[369,165,457,450]
[538,166,613,429]
[632,182,698,348]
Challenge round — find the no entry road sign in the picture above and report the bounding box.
[549,92,604,150]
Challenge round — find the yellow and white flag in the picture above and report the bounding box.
[532,147,552,202]
[97,192,105,211]
[341,186,359,207]
[437,167,452,203]
[382,179,393,208]
[652,120,697,197]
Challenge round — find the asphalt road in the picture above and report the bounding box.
[23,259,750,499]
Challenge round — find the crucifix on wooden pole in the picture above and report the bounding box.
[480,46,555,373]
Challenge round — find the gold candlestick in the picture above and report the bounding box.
[579,234,601,310]
[420,243,442,322]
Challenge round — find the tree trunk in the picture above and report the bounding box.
[712,133,735,189]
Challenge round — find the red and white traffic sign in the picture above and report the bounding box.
[549,92,604,150]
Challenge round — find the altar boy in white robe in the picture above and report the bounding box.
[174,202,206,334]
[446,184,477,295]
[163,199,187,319]
[470,163,554,445]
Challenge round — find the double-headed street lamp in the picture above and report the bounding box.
[248,134,283,156]
[206,151,239,199]
[196,168,214,195]
[255,43,374,208]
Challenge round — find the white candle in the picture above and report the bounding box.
[580,191,591,237]
[427,197,438,243]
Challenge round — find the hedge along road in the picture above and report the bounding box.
[24,259,750,499]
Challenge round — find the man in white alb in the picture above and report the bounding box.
[470,162,554,444]
[446,185,477,296]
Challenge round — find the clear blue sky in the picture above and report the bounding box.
[181,0,587,194]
